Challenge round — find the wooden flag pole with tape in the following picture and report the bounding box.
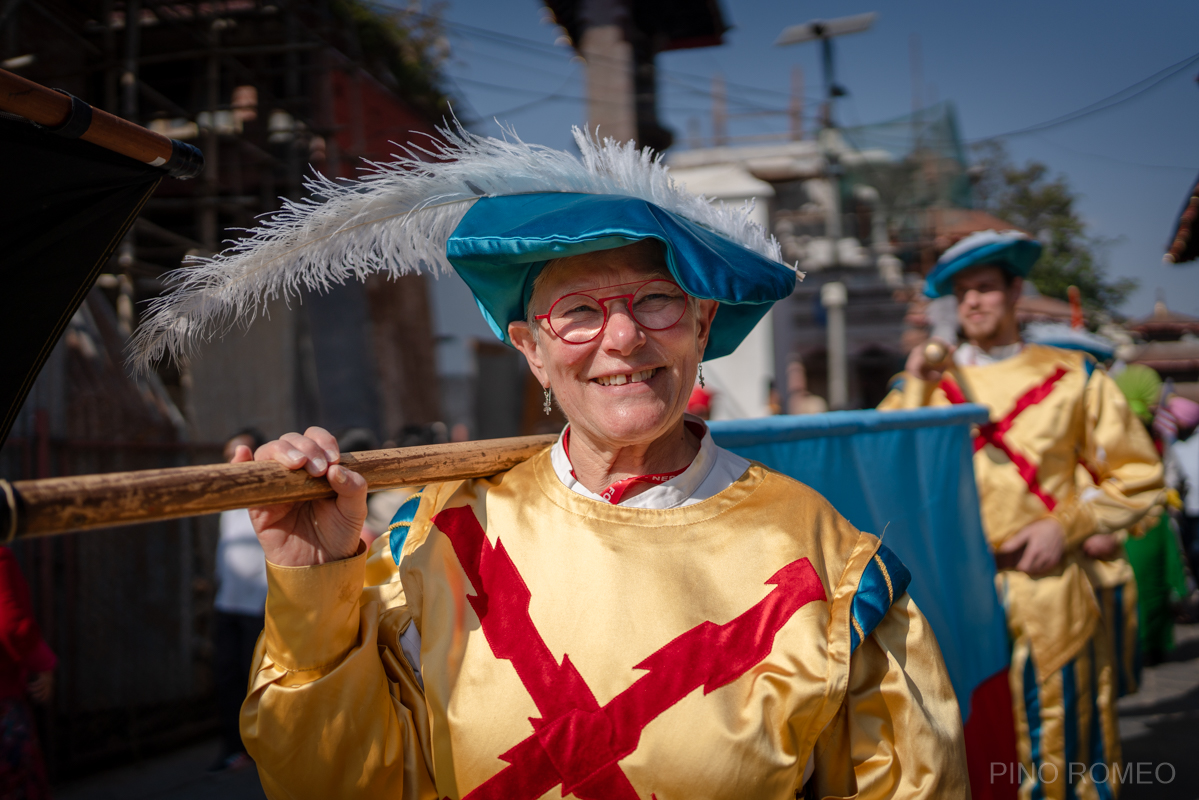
[0,67,203,179]
[0,434,558,540]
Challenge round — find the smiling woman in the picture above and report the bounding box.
[508,241,717,495]
[139,125,969,799]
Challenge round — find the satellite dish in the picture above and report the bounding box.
[774,13,877,46]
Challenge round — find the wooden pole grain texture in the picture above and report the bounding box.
[5,434,558,538]
[0,68,176,166]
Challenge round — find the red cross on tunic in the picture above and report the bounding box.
[433,505,828,800]
[939,366,1068,511]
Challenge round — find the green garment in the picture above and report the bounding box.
[1113,364,1162,424]
[1124,513,1188,659]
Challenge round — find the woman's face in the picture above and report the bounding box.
[509,241,718,449]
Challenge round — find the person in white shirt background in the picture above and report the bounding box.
[211,428,268,772]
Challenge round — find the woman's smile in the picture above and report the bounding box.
[591,367,661,387]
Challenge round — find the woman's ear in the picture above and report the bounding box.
[694,299,719,355]
[509,321,550,386]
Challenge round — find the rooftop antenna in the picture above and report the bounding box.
[774,12,876,129]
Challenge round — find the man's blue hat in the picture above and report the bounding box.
[1023,322,1115,361]
[924,230,1042,299]
[446,193,796,361]
[130,125,799,371]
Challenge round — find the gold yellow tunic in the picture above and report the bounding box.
[880,344,1163,799]
[241,449,968,799]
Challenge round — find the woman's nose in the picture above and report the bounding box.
[602,303,644,353]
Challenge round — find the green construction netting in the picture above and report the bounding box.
[836,101,974,232]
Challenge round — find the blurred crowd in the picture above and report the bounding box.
[1113,363,1199,664]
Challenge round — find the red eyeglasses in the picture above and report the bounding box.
[534,279,690,344]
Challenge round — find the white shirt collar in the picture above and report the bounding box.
[954,340,1024,367]
[549,414,750,509]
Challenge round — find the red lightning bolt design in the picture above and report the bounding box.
[434,505,827,800]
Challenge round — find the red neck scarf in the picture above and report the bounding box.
[562,420,705,504]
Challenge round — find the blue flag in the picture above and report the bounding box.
[711,405,1007,719]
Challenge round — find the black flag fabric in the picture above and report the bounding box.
[0,117,164,445]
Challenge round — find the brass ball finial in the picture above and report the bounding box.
[923,341,950,370]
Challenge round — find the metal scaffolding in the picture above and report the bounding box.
[0,0,449,777]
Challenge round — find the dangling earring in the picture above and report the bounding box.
[698,365,705,389]
[543,387,552,415]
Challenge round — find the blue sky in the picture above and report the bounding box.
[428,0,1199,318]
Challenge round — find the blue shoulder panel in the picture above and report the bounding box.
[388,487,426,565]
[849,543,912,653]
[1083,355,1096,381]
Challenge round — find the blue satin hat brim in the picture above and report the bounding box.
[924,238,1042,299]
[445,193,796,361]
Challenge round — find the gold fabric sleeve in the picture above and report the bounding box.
[811,595,969,799]
[242,543,438,799]
[879,379,917,411]
[1047,495,1098,551]
[877,387,904,411]
[260,546,366,674]
[878,377,952,412]
[1069,369,1164,543]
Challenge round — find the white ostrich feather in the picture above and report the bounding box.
[130,122,787,372]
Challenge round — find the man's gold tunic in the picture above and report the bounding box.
[241,449,967,799]
[881,344,1163,799]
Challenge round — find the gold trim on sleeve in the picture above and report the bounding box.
[873,553,894,604]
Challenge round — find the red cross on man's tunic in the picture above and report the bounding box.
[433,505,828,800]
[939,366,1068,511]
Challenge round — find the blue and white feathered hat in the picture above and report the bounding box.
[130,124,799,371]
[924,229,1042,299]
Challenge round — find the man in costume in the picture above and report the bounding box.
[138,127,967,798]
[880,230,1164,799]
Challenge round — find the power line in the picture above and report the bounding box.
[660,74,822,113]
[432,18,810,127]
[972,49,1199,142]
[447,73,585,100]
[382,0,1199,155]
[465,68,582,117]
[370,3,840,133]
[417,10,807,104]
[1031,134,1198,173]
[656,64,814,105]
[451,70,714,118]
[446,43,583,80]
[481,93,581,118]
[442,31,816,123]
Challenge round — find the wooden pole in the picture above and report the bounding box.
[0,434,558,539]
[0,68,202,178]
